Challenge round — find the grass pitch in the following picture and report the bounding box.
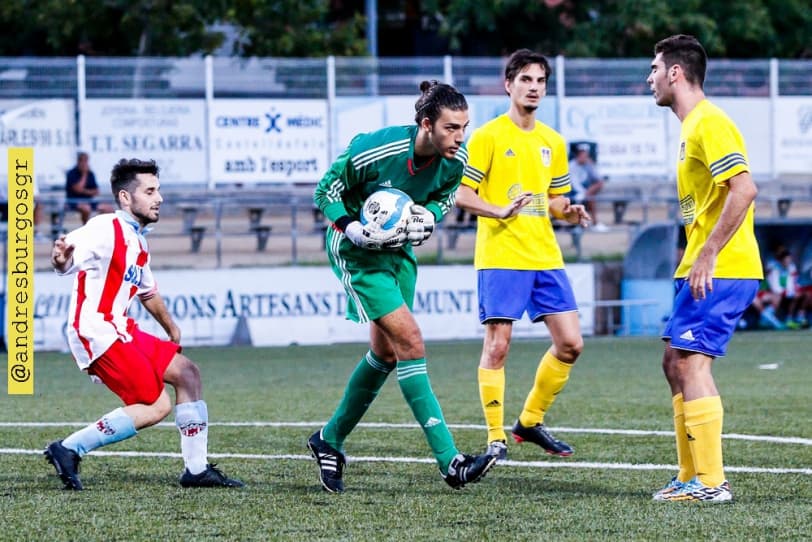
[1,332,810,541]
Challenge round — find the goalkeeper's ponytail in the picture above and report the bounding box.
[414,80,468,125]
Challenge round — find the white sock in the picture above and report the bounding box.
[175,400,208,475]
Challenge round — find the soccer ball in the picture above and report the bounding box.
[360,188,413,234]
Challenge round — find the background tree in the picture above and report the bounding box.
[0,0,230,56]
[431,0,812,58]
[0,0,809,58]
[226,0,367,56]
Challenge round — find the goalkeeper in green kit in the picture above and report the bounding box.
[309,80,504,493]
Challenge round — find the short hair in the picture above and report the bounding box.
[110,158,159,205]
[414,80,468,125]
[505,49,552,83]
[654,34,707,88]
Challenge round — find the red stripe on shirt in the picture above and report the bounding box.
[73,270,94,359]
[99,218,127,337]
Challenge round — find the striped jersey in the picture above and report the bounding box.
[58,210,158,369]
[674,99,762,279]
[461,114,571,270]
[313,125,466,227]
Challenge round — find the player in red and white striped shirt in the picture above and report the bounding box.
[45,158,242,490]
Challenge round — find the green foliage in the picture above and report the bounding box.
[435,0,812,58]
[0,0,809,57]
[0,0,229,56]
[226,0,367,57]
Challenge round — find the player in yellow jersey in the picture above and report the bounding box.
[455,49,591,462]
[647,35,762,503]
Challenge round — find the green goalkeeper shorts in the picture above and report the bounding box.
[326,226,417,323]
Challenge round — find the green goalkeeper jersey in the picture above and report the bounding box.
[314,125,467,225]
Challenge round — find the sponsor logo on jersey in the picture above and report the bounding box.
[505,148,516,157]
[124,264,145,287]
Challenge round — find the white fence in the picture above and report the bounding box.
[1,56,810,191]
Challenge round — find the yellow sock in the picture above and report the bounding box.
[518,351,572,428]
[684,396,725,487]
[672,393,696,482]
[478,367,506,443]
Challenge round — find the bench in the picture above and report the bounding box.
[756,182,812,218]
[189,225,207,253]
[252,225,272,251]
[593,186,644,225]
[248,207,264,229]
[186,224,273,253]
[178,204,199,233]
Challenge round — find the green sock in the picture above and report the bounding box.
[322,351,393,451]
[397,359,458,474]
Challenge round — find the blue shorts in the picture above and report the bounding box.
[478,269,577,323]
[662,278,759,357]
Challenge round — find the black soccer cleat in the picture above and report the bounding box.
[44,440,83,490]
[512,420,574,456]
[307,430,346,493]
[179,464,244,488]
[442,452,497,490]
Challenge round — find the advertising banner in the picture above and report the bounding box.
[560,96,669,177]
[81,99,207,185]
[0,99,76,191]
[209,99,328,184]
[774,97,812,175]
[30,265,595,351]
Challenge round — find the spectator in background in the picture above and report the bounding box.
[568,143,607,231]
[66,151,113,224]
[763,247,805,329]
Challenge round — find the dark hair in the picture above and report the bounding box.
[505,49,552,83]
[414,80,468,124]
[654,34,707,88]
[110,158,159,205]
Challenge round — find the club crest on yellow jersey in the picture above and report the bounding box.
[540,147,551,166]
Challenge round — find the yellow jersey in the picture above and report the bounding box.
[675,99,762,279]
[461,114,571,270]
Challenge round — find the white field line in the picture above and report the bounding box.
[1,447,809,475]
[1,421,810,446]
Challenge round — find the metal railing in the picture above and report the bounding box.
[1,56,808,100]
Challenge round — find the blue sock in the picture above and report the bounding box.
[62,407,137,456]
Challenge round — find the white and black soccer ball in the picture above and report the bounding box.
[360,188,413,234]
